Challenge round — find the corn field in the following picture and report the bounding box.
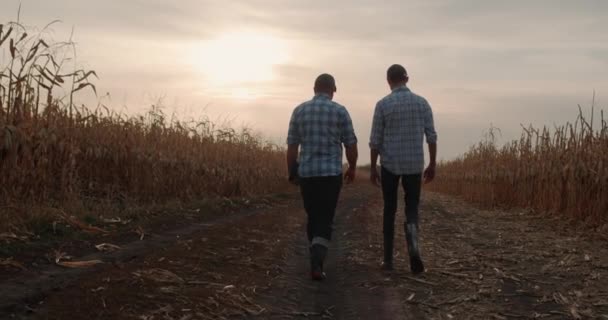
[430,108,608,225]
[0,22,286,229]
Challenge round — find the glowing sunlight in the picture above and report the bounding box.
[193,31,289,95]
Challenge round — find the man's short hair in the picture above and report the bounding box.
[387,64,408,83]
[314,73,336,92]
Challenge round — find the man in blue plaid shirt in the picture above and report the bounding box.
[369,64,438,274]
[286,73,358,281]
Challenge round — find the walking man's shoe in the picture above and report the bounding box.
[410,256,425,274]
[311,270,327,281]
[380,261,394,271]
[406,223,425,274]
[310,244,328,281]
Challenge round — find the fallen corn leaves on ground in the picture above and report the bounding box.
[1,181,607,319]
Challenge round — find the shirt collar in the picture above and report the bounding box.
[313,93,332,100]
[391,85,410,93]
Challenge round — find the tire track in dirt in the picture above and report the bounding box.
[1,208,259,314]
[251,183,415,319]
[1,197,300,319]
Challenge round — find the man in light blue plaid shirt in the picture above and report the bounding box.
[369,64,437,274]
[287,73,358,281]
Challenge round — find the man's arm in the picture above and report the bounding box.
[343,144,358,183]
[339,108,358,183]
[424,143,437,184]
[286,144,299,182]
[428,143,437,165]
[286,108,301,183]
[423,101,438,183]
[370,148,380,170]
[345,144,358,168]
[369,103,383,186]
[370,148,381,186]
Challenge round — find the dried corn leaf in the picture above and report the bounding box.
[135,226,145,240]
[53,250,71,264]
[95,243,122,252]
[0,232,27,242]
[102,217,131,225]
[60,212,107,234]
[570,306,582,320]
[133,268,184,284]
[0,257,25,270]
[57,259,103,268]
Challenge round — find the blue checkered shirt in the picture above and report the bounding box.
[287,94,358,178]
[369,86,437,175]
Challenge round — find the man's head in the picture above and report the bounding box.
[386,64,409,89]
[314,73,337,98]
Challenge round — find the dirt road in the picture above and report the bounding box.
[2,181,608,319]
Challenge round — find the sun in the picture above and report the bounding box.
[193,31,289,91]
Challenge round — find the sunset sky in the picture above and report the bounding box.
[2,0,607,162]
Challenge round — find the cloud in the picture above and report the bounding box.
[4,0,227,40]
[3,0,607,161]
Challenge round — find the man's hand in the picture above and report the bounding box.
[288,161,300,186]
[344,144,358,184]
[370,167,381,187]
[423,163,436,184]
[286,145,299,186]
[344,166,356,184]
[288,175,300,186]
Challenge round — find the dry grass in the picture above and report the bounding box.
[0,22,287,232]
[429,106,608,226]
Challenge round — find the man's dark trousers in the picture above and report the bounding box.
[381,166,422,263]
[299,175,343,246]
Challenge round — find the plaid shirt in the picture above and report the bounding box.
[369,86,437,175]
[287,94,358,178]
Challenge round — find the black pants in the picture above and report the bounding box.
[299,175,343,245]
[381,166,422,262]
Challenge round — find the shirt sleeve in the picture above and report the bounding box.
[339,108,358,146]
[423,101,438,144]
[369,102,384,150]
[286,108,301,145]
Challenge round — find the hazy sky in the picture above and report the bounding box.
[2,0,607,162]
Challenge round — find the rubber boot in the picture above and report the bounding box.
[310,244,328,280]
[406,223,425,274]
